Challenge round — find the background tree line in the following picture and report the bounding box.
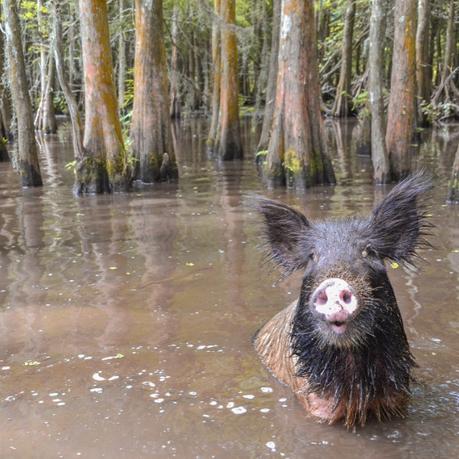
[0,0,458,201]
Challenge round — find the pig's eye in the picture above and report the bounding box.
[362,245,375,258]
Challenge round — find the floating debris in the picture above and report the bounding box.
[231,406,247,415]
[90,387,103,394]
[92,372,106,382]
[101,353,124,361]
[260,387,273,393]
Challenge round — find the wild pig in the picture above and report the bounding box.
[254,173,432,428]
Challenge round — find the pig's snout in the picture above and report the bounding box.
[312,278,358,333]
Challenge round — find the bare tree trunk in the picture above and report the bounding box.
[78,0,130,194]
[264,0,335,188]
[447,143,459,203]
[51,0,85,161]
[117,0,126,111]
[257,0,280,153]
[68,13,76,88]
[36,0,46,130]
[254,0,271,117]
[131,0,178,183]
[42,54,57,134]
[416,0,431,124]
[216,0,243,160]
[207,0,221,149]
[170,5,181,119]
[4,0,43,186]
[0,23,10,160]
[332,0,356,117]
[386,0,417,180]
[368,0,389,183]
[432,1,455,107]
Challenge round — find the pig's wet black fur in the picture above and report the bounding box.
[256,171,432,427]
[291,270,416,427]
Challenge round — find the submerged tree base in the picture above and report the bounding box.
[74,157,111,195]
[136,153,178,184]
[19,161,43,187]
[447,174,459,203]
[0,145,9,162]
[259,152,336,190]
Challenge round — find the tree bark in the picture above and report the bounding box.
[332,0,356,117]
[4,0,43,186]
[117,0,126,111]
[78,0,130,193]
[170,5,181,119]
[131,0,178,183]
[0,21,10,160]
[264,0,335,188]
[42,54,57,134]
[447,142,459,203]
[386,0,417,180]
[368,0,389,183]
[416,0,431,124]
[432,1,455,107]
[207,0,222,148]
[51,0,85,161]
[216,0,243,160]
[257,0,280,153]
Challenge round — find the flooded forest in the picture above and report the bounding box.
[0,0,458,458]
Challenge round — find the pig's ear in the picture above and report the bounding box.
[367,172,433,264]
[256,198,312,274]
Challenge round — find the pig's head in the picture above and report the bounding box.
[257,173,432,425]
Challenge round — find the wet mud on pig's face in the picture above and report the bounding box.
[257,173,432,349]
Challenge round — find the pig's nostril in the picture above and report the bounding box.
[340,289,353,304]
[316,290,328,305]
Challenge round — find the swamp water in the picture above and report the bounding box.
[0,119,458,458]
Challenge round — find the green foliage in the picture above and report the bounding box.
[64,160,77,174]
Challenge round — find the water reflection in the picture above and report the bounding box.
[0,119,458,458]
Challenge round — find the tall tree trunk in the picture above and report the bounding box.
[368,0,389,183]
[4,0,43,186]
[386,0,417,180]
[170,5,181,119]
[264,0,335,188]
[332,0,356,117]
[78,0,130,194]
[257,0,280,153]
[36,0,47,130]
[42,54,57,134]
[254,0,271,118]
[432,1,455,107]
[68,11,76,89]
[207,0,221,148]
[131,0,178,183]
[447,143,459,203]
[416,0,431,124]
[0,22,10,161]
[216,0,243,160]
[117,0,126,111]
[51,0,85,161]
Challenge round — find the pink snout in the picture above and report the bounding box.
[312,278,358,334]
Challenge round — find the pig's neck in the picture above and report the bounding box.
[291,300,416,427]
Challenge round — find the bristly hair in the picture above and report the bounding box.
[254,197,313,276]
[291,274,416,428]
[365,170,434,267]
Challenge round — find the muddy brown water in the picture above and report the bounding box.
[0,120,458,458]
